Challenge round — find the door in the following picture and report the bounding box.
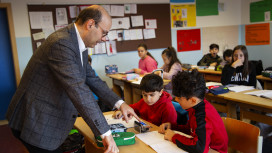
[0,4,20,120]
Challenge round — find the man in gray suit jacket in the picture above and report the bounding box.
[6,5,139,153]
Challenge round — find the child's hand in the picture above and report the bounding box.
[164,129,175,142]
[133,68,142,74]
[158,122,171,134]
[210,62,217,66]
[153,71,161,76]
[232,59,243,68]
[112,111,123,119]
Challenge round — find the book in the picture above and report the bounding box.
[244,90,272,99]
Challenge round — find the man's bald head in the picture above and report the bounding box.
[75,5,110,27]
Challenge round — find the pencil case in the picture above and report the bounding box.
[209,86,229,95]
[96,132,135,147]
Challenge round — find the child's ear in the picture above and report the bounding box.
[159,89,163,95]
[190,97,198,105]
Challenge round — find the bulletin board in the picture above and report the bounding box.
[27,4,171,53]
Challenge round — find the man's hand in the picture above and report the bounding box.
[119,103,141,123]
[102,135,119,153]
[112,111,123,119]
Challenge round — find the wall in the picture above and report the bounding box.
[241,0,272,69]
[3,0,271,88]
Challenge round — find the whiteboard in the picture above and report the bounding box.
[202,25,239,57]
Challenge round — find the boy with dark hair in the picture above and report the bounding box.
[159,69,228,153]
[215,49,233,71]
[197,43,222,66]
[113,74,177,126]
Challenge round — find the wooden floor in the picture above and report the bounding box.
[0,122,29,153]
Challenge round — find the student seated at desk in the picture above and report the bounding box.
[154,46,182,95]
[159,69,228,153]
[215,49,233,71]
[197,43,222,66]
[221,45,256,87]
[131,44,158,74]
[113,74,177,126]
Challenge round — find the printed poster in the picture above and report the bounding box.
[171,4,196,28]
[245,23,270,46]
[177,29,201,52]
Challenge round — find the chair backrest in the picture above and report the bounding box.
[221,117,260,153]
[250,60,263,75]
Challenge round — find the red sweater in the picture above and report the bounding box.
[129,91,177,126]
[171,99,228,153]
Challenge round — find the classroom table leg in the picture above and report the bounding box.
[132,87,142,103]
[124,82,133,105]
[226,102,237,119]
[112,79,124,98]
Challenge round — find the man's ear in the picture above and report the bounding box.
[86,19,95,30]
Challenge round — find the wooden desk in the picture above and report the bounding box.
[257,75,272,90]
[205,90,272,125]
[107,74,170,104]
[197,69,222,82]
[74,112,159,153]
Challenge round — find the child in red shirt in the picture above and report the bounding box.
[113,74,177,126]
[159,69,228,153]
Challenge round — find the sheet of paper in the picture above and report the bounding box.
[29,12,42,29]
[108,30,118,40]
[150,141,187,153]
[131,15,144,27]
[145,19,157,29]
[206,82,222,87]
[94,42,106,54]
[40,12,54,29]
[130,4,137,14]
[117,30,124,41]
[111,17,130,30]
[130,29,143,40]
[123,30,131,40]
[55,24,68,31]
[244,90,272,99]
[68,6,79,18]
[137,131,187,152]
[143,29,156,39]
[104,114,138,128]
[110,5,124,17]
[32,32,45,40]
[101,5,111,14]
[56,8,68,25]
[42,27,55,39]
[228,85,255,92]
[106,41,117,56]
[131,77,142,85]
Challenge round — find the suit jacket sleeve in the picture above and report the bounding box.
[47,43,119,136]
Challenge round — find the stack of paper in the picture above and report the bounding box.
[136,131,187,153]
[228,85,255,92]
[244,90,272,99]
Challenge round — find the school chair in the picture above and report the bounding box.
[221,117,263,153]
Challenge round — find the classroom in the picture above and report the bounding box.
[1,0,272,153]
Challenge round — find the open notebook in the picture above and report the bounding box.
[136,131,190,153]
[244,90,272,99]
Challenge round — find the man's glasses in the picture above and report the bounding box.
[97,24,108,38]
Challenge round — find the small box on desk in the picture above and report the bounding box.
[105,65,118,74]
